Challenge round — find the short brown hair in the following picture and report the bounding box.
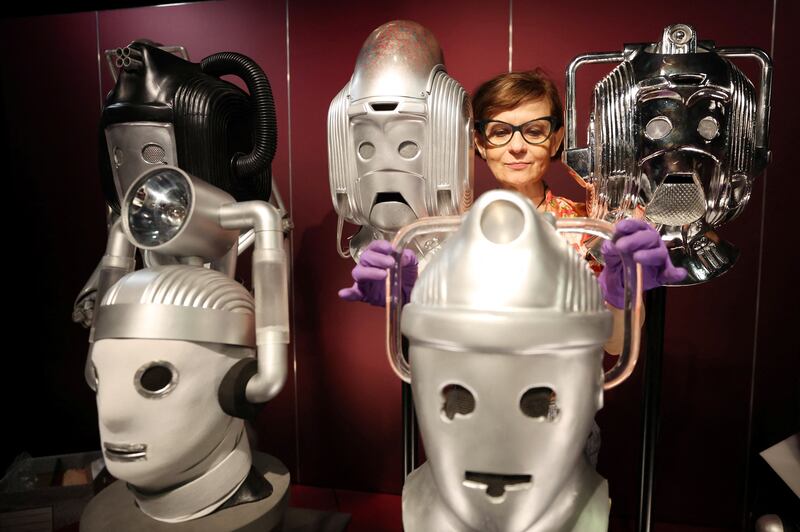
[472,69,564,159]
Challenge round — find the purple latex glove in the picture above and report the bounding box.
[598,219,687,308]
[338,239,419,307]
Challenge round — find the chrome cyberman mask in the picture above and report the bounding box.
[90,267,275,523]
[564,24,772,284]
[384,190,643,531]
[328,20,474,261]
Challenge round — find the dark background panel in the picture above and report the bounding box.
[512,0,778,528]
[747,0,800,524]
[288,0,509,493]
[0,11,107,472]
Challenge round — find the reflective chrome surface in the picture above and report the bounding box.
[121,166,239,261]
[328,20,473,261]
[564,24,773,285]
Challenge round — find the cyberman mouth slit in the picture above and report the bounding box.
[373,192,409,206]
[463,471,533,503]
[104,442,148,462]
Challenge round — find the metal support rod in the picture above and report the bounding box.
[637,287,667,532]
[403,381,418,478]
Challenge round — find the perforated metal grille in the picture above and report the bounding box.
[645,183,706,226]
[142,143,166,164]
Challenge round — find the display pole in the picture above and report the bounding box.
[402,381,417,478]
[637,286,667,531]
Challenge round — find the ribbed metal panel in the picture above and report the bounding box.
[104,265,254,314]
[562,246,604,313]
[593,60,636,219]
[728,65,756,177]
[173,76,269,202]
[327,84,359,219]
[425,69,472,216]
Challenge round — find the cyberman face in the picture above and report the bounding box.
[637,80,731,228]
[350,101,428,232]
[412,344,603,531]
[91,338,246,491]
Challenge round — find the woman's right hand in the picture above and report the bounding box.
[338,239,419,307]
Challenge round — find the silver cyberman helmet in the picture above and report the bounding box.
[328,20,474,261]
[86,166,290,408]
[89,266,277,523]
[564,24,772,285]
[384,190,643,531]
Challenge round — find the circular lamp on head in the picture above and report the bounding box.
[122,166,239,260]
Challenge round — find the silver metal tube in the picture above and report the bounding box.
[237,229,256,254]
[245,342,288,403]
[219,201,282,233]
[219,201,289,403]
[96,219,136,305]
[387,216,463,382]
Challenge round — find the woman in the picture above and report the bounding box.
[340,69,686,324]
[340,69,686,466]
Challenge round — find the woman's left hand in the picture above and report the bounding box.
[598,219,687,309]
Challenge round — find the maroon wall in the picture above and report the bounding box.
[1,1,795,529]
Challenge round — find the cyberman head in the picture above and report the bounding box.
[391,190,640,530]
[564,24,772,284]
[100,40,276,213]
[89,266,268,522]
[328,20,474,261]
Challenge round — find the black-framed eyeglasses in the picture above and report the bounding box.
[476,116,562,147]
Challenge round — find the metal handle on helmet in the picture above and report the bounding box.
[386,216,463,383]
[716,47,772,151]
[564,52,626,159]
[555,218,643,390]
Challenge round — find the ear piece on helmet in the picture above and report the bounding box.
[219,358,265,420]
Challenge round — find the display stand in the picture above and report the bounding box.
[81,452,290,532]
[637,287,667,532]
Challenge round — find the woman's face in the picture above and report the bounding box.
[476,98,564,194]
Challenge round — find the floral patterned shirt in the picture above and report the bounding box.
[539,184,602,273]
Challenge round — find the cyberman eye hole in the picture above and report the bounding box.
[398,140,420,159]
[441,384,475,421]
[358,142,375,160]
[644,116,673,141]
[519,387,560,422]
[697,116,720,141]
[134,361,178,398]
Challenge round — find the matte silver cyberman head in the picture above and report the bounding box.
[565,24,772,284]
[328,20,474,261]
[386,190,642,531]
[86,166,290,409]
[90,267,268,522]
